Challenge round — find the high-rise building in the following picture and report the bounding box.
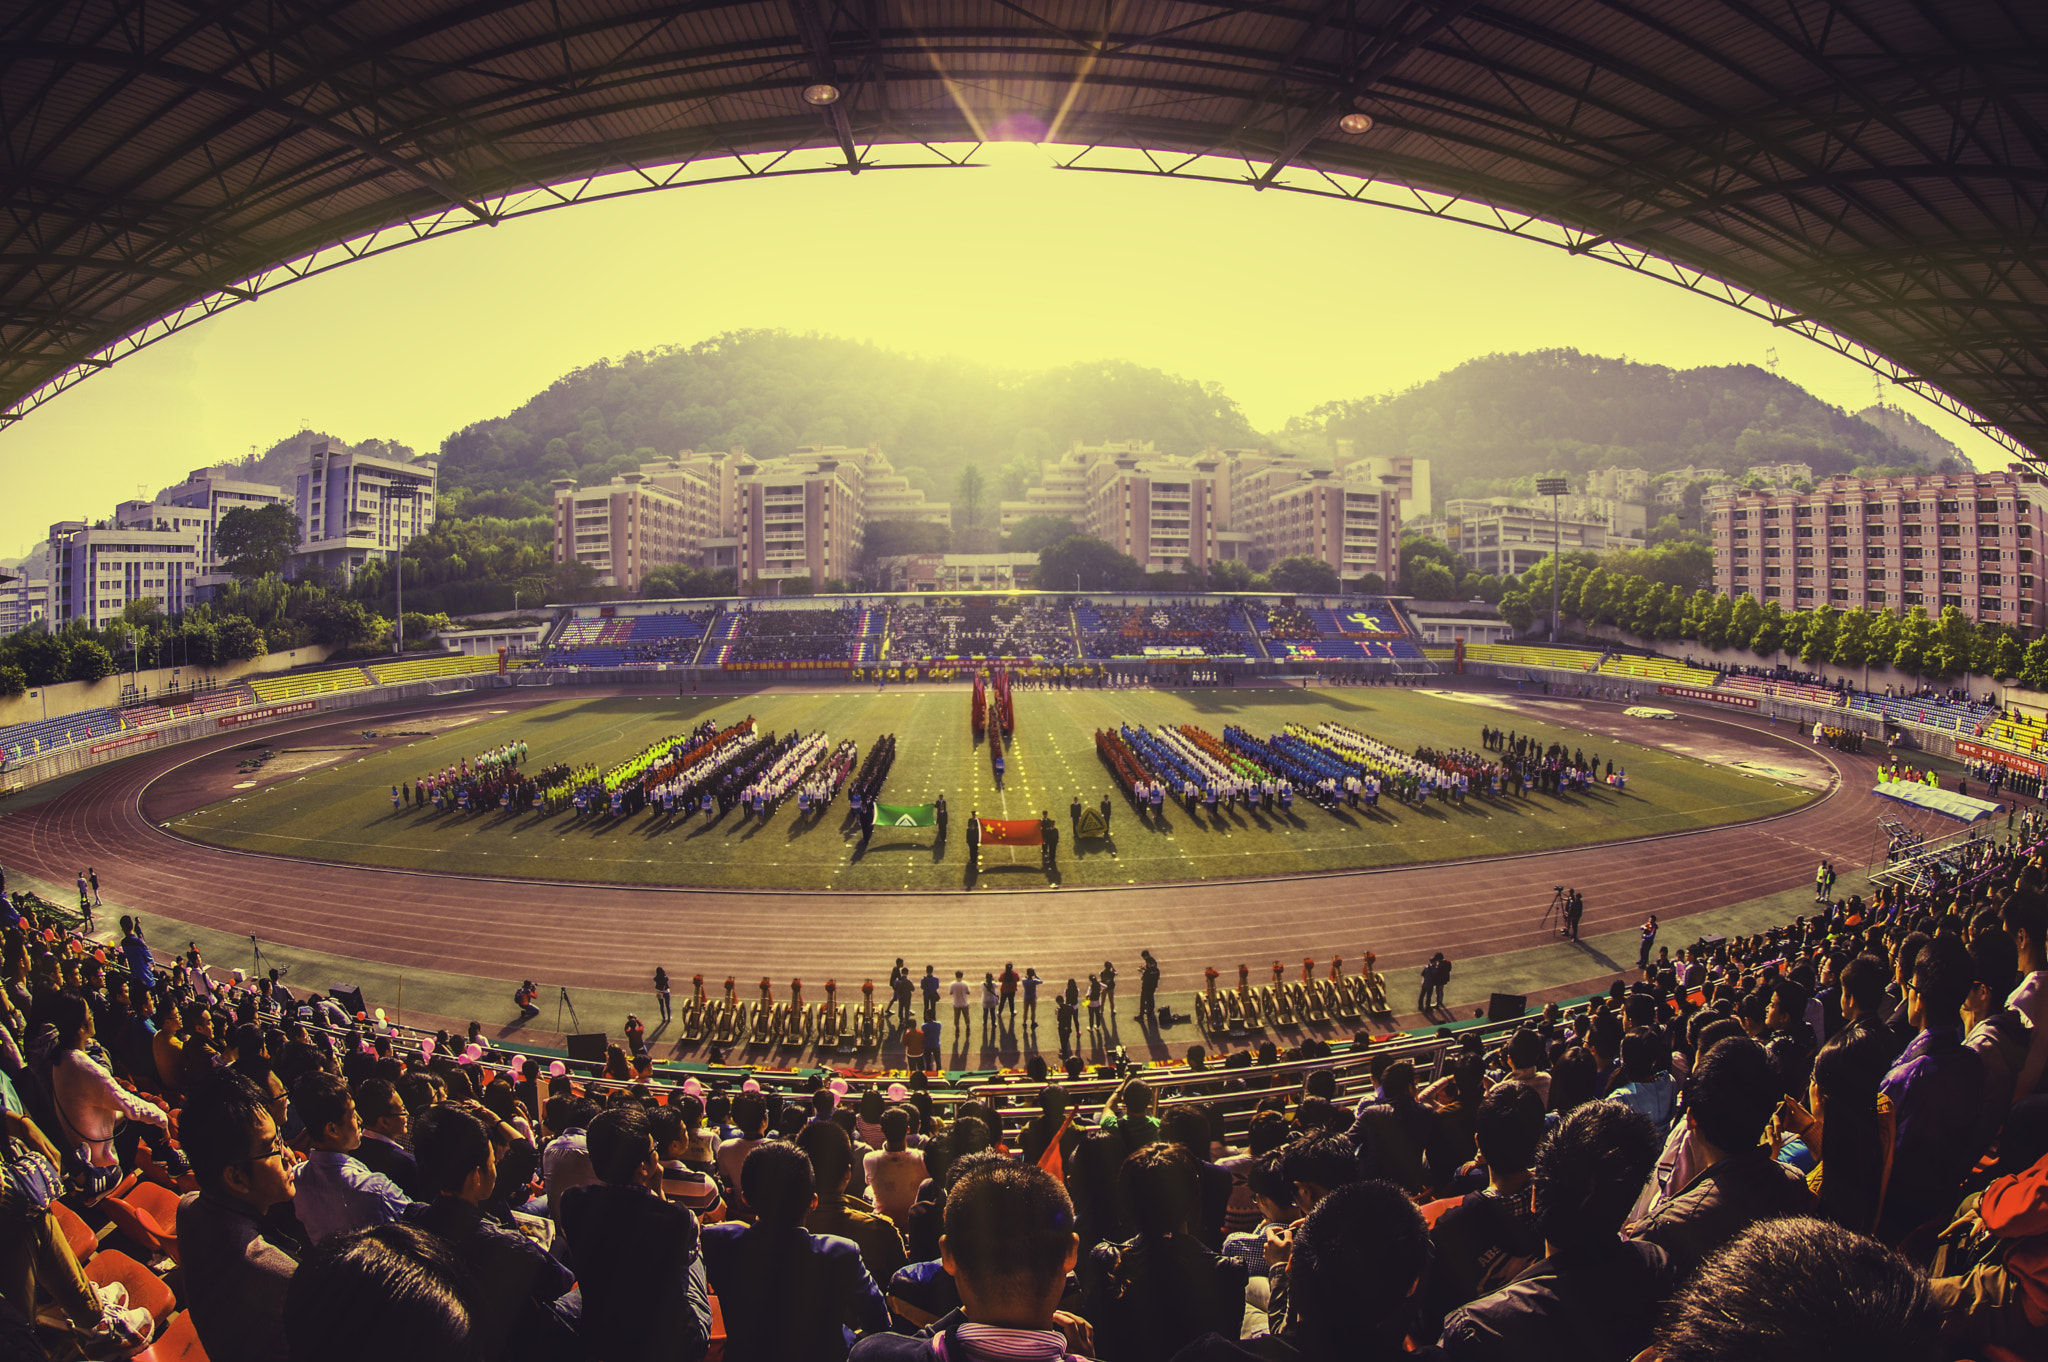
[0,575,50,635]
[113,468,286,591]
[292,439,438,581]
[552,470,712,594]
[1440,504,1611,578]
[46,520,203,627]
[736,452,866,588]
[1712,470,2047,630]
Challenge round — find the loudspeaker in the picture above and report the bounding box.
[329,984,365,1018]
[1487,992,1527,1023]
[1156,1004,1172,1028]
[1695,934,1729,957]
[565,1032,608,1064]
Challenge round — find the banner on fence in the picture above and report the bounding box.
[1956,739,2045,779]
[1657,685,1759,710]
[218,700,317,728]
[88,733,154,756]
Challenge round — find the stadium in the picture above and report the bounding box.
[0,3,2042,1360]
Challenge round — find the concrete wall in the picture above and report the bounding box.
[0,644,337,729]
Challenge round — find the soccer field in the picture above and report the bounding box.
[167,686,1816,890]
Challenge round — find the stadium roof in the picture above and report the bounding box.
[3,1,2043,457]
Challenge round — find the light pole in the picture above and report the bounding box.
[1537,477,1568,642]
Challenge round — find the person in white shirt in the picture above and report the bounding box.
[950,970,972,1037]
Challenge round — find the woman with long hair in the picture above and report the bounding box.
[38,990,167,1189]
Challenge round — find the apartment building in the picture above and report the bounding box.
[1238,466,1402,582]
[293,440,438,581]
[1332,443,1433,522]
[1443,504,1611,578]
[736,453,865,588]
[1712,470,2047,630]
[1589,466,1653,501]
[46,520,203,627]
[114,468,287,590]
[0,576,50,635]
[551,470,711,594]
[785,444,950,527]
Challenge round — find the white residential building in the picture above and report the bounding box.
[292,440,438,581]
[46,520,203,627]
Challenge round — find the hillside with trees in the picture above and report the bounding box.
[1288,350,1958,502]
[432,331,1261,519]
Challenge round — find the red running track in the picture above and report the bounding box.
[0,686,1901,1002]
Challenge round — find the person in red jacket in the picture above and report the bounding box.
[1930,1097,2048,1351]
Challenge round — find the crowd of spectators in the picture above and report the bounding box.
[887,601,1076,660]
[8,822,2048,1361]
[1077,602,1253,660]
[729,606,869,663]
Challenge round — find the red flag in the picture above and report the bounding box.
[977,818,1043,847]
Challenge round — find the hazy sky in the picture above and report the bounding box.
[0,143,2007,559]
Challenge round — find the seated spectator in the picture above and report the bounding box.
[1217,1110,1291,1238]
[651,1103,724,1220]
[291,1070,412,1245]
[40,989,170,1181]
[703,1140,890,1360]
[179,1069,302,1362]
[404,1103,579,1362]
[1426,1081,1546,1322]
[283,1223,476,1362]
[1438,1101,1671,1361]
[1160,1103,1233,1250]
[558,1105,713,1362]
[1608,1030,1678,1132]
[1348,1059,1446,1195]
[799,1119,909,1288]
[540,1095,598,1222]
[1175,1180,1433,1362]
[351,1077,421,1199]
[1630,1036,1814,1281]
[0,1104,154,1350]
[864,1106,927,1223]
[851,1156,1089,1359]
[1928,1095,2048,1353]
[1079,1143,1249,1362]
[1653,1218,1938,1362]
[1879,934,1985,1245]
[1963,928,2029,1163]
[1491,1028,1552,1108]
[717,1089,771,1218]
[1220,1148,1293,1279]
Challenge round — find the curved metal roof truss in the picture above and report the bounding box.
[1,1,2042,455]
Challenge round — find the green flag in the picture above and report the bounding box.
[875,803,938,828]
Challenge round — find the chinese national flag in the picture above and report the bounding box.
[977,818,1044,847]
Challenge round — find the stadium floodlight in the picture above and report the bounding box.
[1339,113,1375,134]
[1536,478,1568,642]
[802,83,842,106]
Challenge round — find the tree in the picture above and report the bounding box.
[5,628,66,687]
[2020,636,2048,692]
[1990,631,2024,682]
[121,597,165,631]
[1730,594,1763,652]
[641,565,736,600]
[1935,606,1976,677]
[1409,561,1455,600]
[955,465,987,530]
[301,597,379,646]
[1751,600,1786,659]
[1003,515,1082,555]
[1207,559,1256,591]
[859,519,952,572]
[1499,590,1534,633]
[0,665,23,699]
[1267,556,1343,594]
[1035,536,1146,593]
[1831,608,1872,674]
[65,640,115,683]
[215,504,304,580]
[216,616,267,662]
[1799,604,1839,669]
[1893,606,1935,676]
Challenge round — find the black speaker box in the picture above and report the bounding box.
[329,984,365,1018]
[565,1032,608,1063]
[1487,992,1527,1023]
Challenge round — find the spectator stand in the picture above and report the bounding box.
[1072,599,1260,662]
[885,597,1080,662]
[1255,597,1429,664]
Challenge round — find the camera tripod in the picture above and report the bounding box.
[1542,886,1567,935]
[557,986,581,1033]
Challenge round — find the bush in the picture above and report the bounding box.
[217,616,268,662]
[0,665,24,699]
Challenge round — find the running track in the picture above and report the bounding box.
[0,684,1907,1006]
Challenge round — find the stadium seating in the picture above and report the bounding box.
[0,707,125,763]
[1073,601,1256,658]
[245,666,371,703]
[1715,673,1848,707]
[1253,599,1427,661]
[886,600,1077,659]
[1594,654,1722,686]
[1453,643,1604,670]
[366,653,509,684]
[543,610,716,667]
[1847,690,1997,734]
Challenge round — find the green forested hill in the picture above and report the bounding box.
[1294,349,1953,498]
[433,331,1261,515]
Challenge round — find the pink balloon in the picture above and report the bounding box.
[465,1043,483,1060]
[886,1083,909,1102]
[829,1079,849,1097]
[420,1038,435,1059]
[547,1061,567,1078]
[741,1078,761,1093]
[682,1078,703,1097]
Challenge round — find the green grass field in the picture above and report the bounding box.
[168,687,1816,890]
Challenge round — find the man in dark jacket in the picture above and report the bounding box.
[1426,1083,1546,1323]
[1437,1102,1672,1361]
[405,1104,580,1361]
[1347,1060,1447,1196]
[557,1105,712,1362]
[1630,1037,1813,1282]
